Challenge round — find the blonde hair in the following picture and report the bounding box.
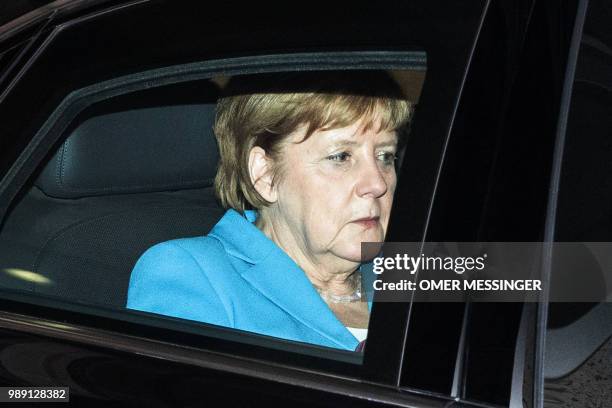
[213,71,414,212]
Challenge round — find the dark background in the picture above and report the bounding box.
[0,0,55,26]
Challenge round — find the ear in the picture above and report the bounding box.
[248,146,278,203]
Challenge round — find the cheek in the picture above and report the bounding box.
[276,164,340,224]
[387,171,398,192]
[302,168,350,205]
[304,179,349,225]
[293,175,352,238]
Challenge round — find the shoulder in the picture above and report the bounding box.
[130,236,228,279]
[126,236,234,325]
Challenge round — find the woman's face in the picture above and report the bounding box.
[261,116,398,267]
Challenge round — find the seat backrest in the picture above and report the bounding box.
[0,84,225,308]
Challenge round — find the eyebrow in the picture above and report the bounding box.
[375,140,399,148]
[332,140,359,147]
[330,139,399,148]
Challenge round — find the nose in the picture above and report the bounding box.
[355,156,389,198]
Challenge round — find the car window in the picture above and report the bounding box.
[0,58,430,355]
[545,0,612,406]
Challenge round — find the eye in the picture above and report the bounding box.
[327,152,352,162]
[378,151,397,166]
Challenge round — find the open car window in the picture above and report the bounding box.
[0,55,429,364]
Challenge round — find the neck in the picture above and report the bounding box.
[314,272,362,304]
[255,209,360,297]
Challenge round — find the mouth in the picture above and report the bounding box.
[352,216,380,229]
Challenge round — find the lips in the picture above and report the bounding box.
[352,216,380,229]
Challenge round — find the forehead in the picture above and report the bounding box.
[297,119,399,146]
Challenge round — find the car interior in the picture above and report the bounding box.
[0,67,428,311]
[0,79,226,307]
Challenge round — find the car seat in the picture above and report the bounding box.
[0,82,225,308]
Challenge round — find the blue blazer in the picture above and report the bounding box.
[127,209,373,350]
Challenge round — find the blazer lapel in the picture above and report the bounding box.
[240,245,359,349]
[211,209,361,350]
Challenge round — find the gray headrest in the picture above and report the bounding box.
[36,104,219,198]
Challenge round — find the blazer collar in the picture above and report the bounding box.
[210,209,372,350]
[208,209,272,264]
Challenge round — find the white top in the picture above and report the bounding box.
[346,327,368,342]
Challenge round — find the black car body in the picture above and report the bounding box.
[0,0,610,406]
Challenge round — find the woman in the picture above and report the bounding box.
[127,71,413,350]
